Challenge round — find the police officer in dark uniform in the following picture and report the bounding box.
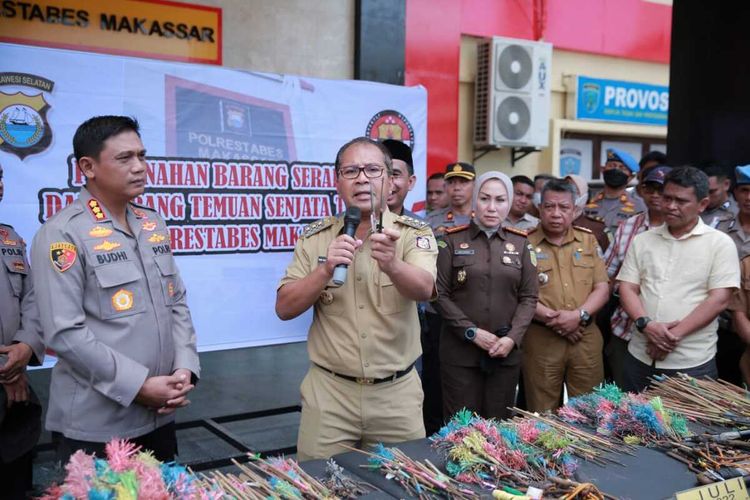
[584,148,646,234]
[435,171,538,420]
[425,162,476,237]
[702,165,737,228]
[0,163,45,499]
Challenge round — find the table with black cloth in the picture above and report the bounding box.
[303,436,702,500]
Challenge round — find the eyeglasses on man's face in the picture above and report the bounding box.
[338,164,387,179]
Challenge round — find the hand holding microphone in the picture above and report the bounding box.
[330,207,362,286]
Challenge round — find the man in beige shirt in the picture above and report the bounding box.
[618,167,740,392]
[276,137,437,460]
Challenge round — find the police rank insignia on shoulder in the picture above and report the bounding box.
[50,242,77,272]
[302,217,335,239]
[446,224,470,234]
[142,221,157,231]
[504,226,528,237]
[397,214,429,230]
[131,207,147,219]
[87,199,106,220]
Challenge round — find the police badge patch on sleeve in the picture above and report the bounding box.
[50,242,77,272]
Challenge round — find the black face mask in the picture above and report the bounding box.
[603,169,630,188]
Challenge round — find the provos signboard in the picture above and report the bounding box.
[0,42,427,350]
[0,0,221,64]
[570,75,669,127]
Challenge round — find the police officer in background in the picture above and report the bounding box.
[524,179,610,411]
[32,116,200,462]
[716,165,750,385]
[426,162,476,237]
[702,165,738,228]
[426,172,449,216]
[565,174,609,252]
[422,162,476,431]
[276,137,437,460]
[0,163,45,498]
[585,148,646,233]
[435,172,537,420]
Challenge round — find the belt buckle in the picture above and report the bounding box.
[356,377,375,385]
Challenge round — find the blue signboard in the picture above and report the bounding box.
[576,76,669,126]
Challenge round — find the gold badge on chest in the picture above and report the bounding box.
[457,268,467,285]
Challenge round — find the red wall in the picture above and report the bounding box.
[405,0,672,174]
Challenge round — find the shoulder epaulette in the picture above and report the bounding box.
[395,214,429,230]
[504,226,528,237]
[445,224,470,234]
[573,225,593,234]
[302,217,336,238]
[46,200,84,225]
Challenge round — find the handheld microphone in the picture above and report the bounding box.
[332,206,361,286]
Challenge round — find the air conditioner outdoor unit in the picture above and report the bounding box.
[474,36,552,148]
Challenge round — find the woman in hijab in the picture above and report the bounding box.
[434,171,538,420]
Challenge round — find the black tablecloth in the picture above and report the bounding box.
[317,437,701,500]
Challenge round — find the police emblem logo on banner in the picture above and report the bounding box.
[0,72,54,160]
[366,109,415,150]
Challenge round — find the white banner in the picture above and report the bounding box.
[0,43,427,352]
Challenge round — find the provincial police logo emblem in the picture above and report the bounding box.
[0,73,54,160]
[581,82,601,114]
[365,109,415,150]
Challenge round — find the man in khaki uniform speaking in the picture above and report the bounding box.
[524,179,609,412]
[276,137,437,460]
[32,116,200,462]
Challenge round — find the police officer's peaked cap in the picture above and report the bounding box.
[444,162,475,180]
[736,165,750,185]
[606,148,639,174]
